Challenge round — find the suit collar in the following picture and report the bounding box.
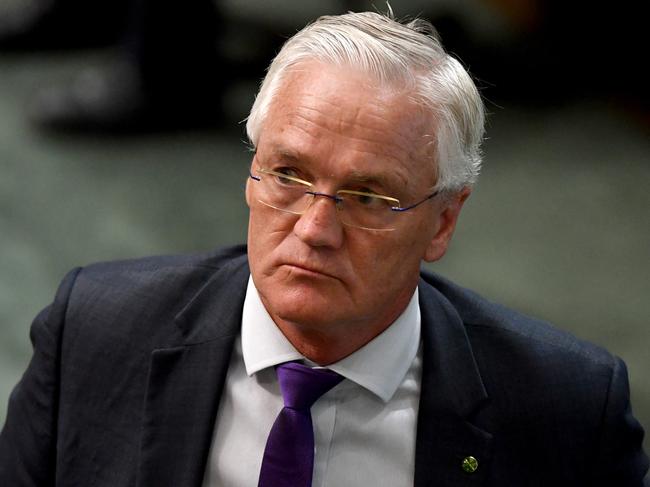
[417,278,488,417]
[173,252,250,343]
[137,253,250,487]
[414,278,492,487]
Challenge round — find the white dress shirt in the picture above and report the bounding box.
[202,276,422,487]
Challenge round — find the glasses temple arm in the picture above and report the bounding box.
[391,190,439,212]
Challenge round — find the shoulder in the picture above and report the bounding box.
[66,242,248,304]
[51,245,249,346]
[74,244,248,288]
[419,270,649,484]
[419,269,621,425]
[420,268,615,370]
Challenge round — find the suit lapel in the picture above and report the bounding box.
[414,279,493,487]
[136,255,250,487]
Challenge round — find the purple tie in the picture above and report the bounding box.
[258,362,343,487]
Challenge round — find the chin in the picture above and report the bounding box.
[267,283,348,328]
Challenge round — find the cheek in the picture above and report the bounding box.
[247,211,275,270]
[247,209,294,269]
[360,227,431,279]
[347,237,410,284]
[248,206,284,241]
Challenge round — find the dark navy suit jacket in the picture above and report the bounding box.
[1,245,647,486]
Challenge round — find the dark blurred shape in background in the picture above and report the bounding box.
[431,0,647,114]
[1,0,226,133]
[0,0,130,50]
[0,0,647,135]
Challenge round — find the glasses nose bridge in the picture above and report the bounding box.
[299,190,345,229]
[305,190,343,210]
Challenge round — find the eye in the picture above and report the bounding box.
[341,190,393,210]
[356,193,377,205]
[266,167,308,187]
[275,167,298,177]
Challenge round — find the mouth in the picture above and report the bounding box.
[281,262,339,280]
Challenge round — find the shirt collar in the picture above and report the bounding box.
[242,275,421,403]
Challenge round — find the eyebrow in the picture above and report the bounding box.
[262,144,409,193]
[263,144,304,162]
[343,170,396,190]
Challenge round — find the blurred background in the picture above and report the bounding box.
[1,0,648,458]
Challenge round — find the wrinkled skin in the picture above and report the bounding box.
[246,61,470,364]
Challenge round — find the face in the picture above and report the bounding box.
[246,62,469,362]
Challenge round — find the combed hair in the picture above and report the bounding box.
[246,11,485,193]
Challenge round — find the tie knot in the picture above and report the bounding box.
[276,362,343,410]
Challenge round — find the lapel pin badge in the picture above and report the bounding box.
[461,456,478,474]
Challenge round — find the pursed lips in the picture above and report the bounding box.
[280,261,341,281]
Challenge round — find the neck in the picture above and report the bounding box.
[273,312,401,365]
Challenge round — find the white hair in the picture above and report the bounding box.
[246,11,485,193]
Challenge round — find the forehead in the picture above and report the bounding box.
[259,62,437,190]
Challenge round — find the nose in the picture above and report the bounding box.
[293,193,344,248]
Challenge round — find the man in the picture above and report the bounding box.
[0,11,647,487]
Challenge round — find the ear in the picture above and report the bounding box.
[423,187,471,262]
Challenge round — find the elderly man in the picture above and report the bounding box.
[0,11,647,487]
